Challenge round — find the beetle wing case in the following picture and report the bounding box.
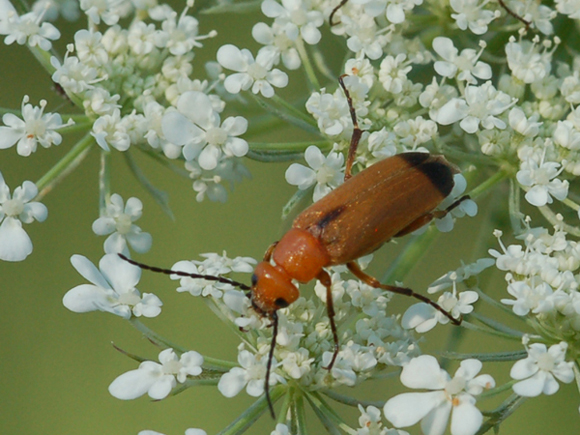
[292,152,458,265]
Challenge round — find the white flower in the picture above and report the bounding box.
[403,289,478,333]
[384,355,495,435]
[0,172,47,261]
[449,0,499,35]
[379,54,412,95]
[157,10,215,56]
[92,194,152,255]
[505,37,553,84]
[216,44,288,98]
[0,95,72,156]
[510,342,574,396]
[252,22,301,70]
[50,54,100,95]
[218,346,280,398]
[109,348,203,400]
[555,0,580,19]
[516,155,569,207]
[162,91,248,170]
[501,280,554,316]
[0,2,60,51]
[432,37,491,84]
[508,107,542,137]
[285,145,344,201]
[436,82,515,134]
[91,109,131,151]
[63,253,162,319]
[261,0,324,45]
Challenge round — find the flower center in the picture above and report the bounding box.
[205,127,227,145]
[445,376,466,396]
[163,359,182,374]
[117,290,141,306]
[536,352,555,372]
[247,62,267,80]
[2,198,25,217]
[115,213,133,234]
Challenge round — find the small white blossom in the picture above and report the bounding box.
[162,91,248,170]
[0,172,47,261]
[501,280,554,316]
[510,342,574,396]
[384,355,495,435]
[261,0,324,45]
[379,54,412,95]
[449,0,499,35]
[285,145,344,201]
[91,109,131,151]
[516,154,569,207]
[109,348,203,400]
[63,253,162,318]
[50,54,100,95]
[555,0,580,19]
[92,194,152,255]
[505,37,554,84]
[0,2,60,50]
[252,21,301,70]
[432,37,491,84]
[0,96,72,156]
[218,346,281,397]
[216,44,288,98]
[436,81,515,134]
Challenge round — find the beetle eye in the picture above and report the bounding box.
[274,298,289,308]
[251,274,258,287]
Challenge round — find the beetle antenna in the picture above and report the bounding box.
[265,311,278,419]
[329,0,349,26]
[338,74,362,180]
[117,253,251,291]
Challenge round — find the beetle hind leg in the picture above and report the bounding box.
[338,75,362,181]
[346,262,461,325]
[394,195,471,238]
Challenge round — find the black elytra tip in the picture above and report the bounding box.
[399,152,458,198]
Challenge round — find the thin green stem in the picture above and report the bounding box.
[270,94,319,130]
[98,150,112,216]
[460,318,524,340]
[250,93,319,135]
[469,169,509,199]
[307,392,356,435]
[249,140,330,152]
[34,132,94,199]
[128,318,236,370]
[295,37,320,91]
[217,386,286,435]
[322,389,386,408]
[295,392,308,435]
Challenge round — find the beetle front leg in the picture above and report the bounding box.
[346,262,461,325]
[316,269,340,371]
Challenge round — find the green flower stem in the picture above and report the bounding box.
[479,380,519,400]
[307,392,356,435]
[34,132,94,199]
[461,317,525,341]
[440,349,527,362]
[476,394,526,435]
[217,385,286,435]
[294,392,308,435]
[248,140,330,152]
[469,168,510,199]
[310,45,337,82]
[295,37,320,91]
[98,149,112,216]
[322,389,386,408]
[538,204,580,237]
[26,44,55,77]
[256,92,319,132]
[278,387,294,425]
[128,318,236,370]
[383,225,440,284]
[476,288,518,317]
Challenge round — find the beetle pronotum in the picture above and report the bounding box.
[120,75,469,418]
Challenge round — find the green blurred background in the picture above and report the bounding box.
[0,4,578,435]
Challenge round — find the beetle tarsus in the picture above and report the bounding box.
[317,270,340,371]
[329,0,349,26]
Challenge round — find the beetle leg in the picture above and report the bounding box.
[394,195,471,237]
[346,261,462,325]
[265,311,278,419]
[317,269,340,370]
[338,74,362,181]
[263,241,278,261]
[329,0,349,26]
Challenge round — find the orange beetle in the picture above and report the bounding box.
[120,76,469,418]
